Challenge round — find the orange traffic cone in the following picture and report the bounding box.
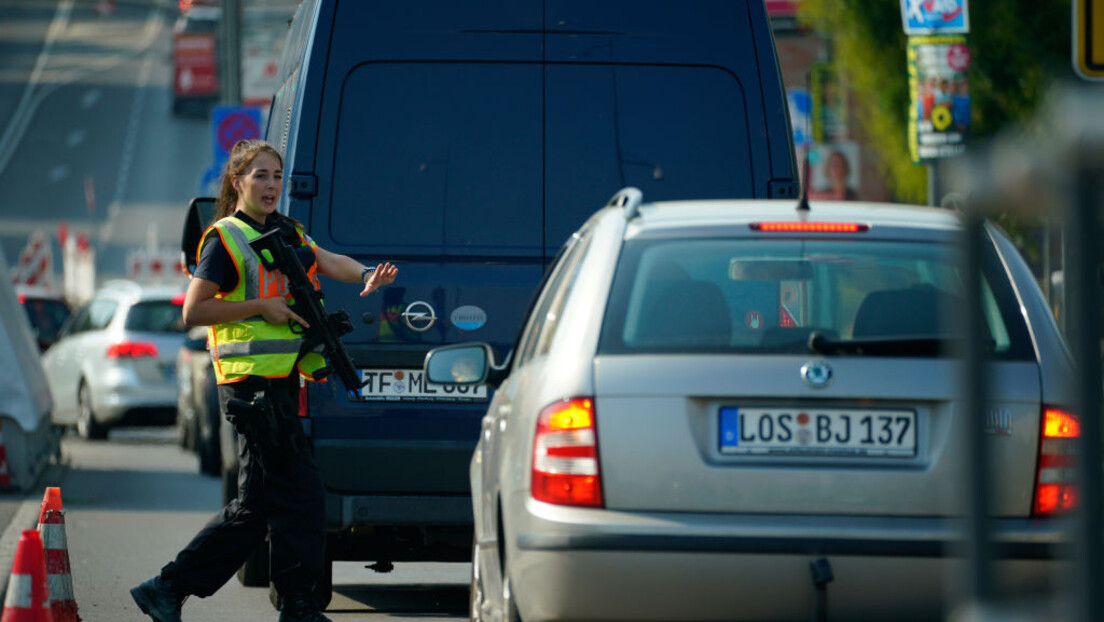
[0,530,53,622]
[36,489,78,622]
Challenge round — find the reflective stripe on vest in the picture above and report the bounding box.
[202,216,325,384]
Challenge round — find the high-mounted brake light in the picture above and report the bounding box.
[750,222,869,233]
[532,398,603,507]
[1033,406,1079,516]
[106,341,158,358]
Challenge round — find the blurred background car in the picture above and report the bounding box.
[15,284,72,352]
[43,280,188,440]
[426,189,1076,621]
[175,325,222,475]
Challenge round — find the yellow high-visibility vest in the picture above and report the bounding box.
[199,216,328,384]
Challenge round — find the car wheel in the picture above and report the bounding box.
[469,537,485,622]
[77,382,108,440]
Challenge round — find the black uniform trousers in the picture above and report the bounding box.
[159,374,326,599]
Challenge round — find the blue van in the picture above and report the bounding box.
[241,0,797,606]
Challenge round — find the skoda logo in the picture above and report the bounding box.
[401,301,437,332]
[801,361,832,388]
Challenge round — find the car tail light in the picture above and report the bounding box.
[171,293,187,305]
[298,377,309,417]
[750,222,869,233]
[106,341,158,358]
[532,398,603,508]
[1033,406,1079,516]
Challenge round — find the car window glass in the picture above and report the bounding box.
[61,304,90,336]
[87,299,118,331]
[126,301,187,333]
[599,238,1032,359]
[515,230,590,368]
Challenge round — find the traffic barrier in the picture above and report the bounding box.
[36,489,78,622]
[0,530,52,622]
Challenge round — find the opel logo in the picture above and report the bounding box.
[401,301,437,332]
[801,361,832,388]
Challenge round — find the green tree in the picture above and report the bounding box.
[798,0,1075,204]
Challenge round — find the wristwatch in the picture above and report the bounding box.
[361,266,372,283]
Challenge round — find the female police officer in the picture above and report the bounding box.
[131,139,397,622]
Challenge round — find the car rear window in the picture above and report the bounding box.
[598,236,1033,360]
[126,301,186,333]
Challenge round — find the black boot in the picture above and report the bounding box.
[278,592,332,622]
[130,575,186,622]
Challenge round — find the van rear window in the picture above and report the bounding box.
[332,62,751,256]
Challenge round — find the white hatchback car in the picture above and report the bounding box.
[426,190,1076,621]
[43,280,188,439]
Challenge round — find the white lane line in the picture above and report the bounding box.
[102,53,154,242]
[66,129,86,147]
[0,1,164,179]
[0,0,74,177]
[79,88,101,109]
[48,164,70,183]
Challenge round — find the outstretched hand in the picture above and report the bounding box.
[361,262,398,296]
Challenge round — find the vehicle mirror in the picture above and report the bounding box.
[182,197,218,277]
[424,343,491,385]
[728,258,813,281]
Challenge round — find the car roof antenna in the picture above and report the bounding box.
[796,71,813,213]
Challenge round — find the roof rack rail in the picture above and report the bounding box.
[607,187,643,220]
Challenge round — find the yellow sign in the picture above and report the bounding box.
[1074,0,1104,80]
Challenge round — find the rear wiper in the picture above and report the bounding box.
[806,330,969,357]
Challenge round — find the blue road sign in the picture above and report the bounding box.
[211,106,263,166]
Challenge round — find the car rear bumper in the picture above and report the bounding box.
[93,380,178,424]
[508,501,1068,621]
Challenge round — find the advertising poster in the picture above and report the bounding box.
[810,62,848,143]
[802,142,861,201]
[900,0,969,34]
[907,34,971,163]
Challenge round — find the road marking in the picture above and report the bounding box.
[79,88,101,109]
[0,0,73,177]
[0,2,164,179]
[66,129,86,148]
[48,164,70,183]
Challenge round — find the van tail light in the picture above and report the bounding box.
[1032,406,1079,516]
[106,341,158,358]
[298,377,309,417]
[532,398,603,508]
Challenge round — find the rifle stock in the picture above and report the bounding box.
[248,224,365,395]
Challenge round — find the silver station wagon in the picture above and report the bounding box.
[426,190,1076,621]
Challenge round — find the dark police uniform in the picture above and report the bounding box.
[157,211,326,607]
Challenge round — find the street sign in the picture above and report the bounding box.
[1074,0,1104,81]
[211,106,263,166]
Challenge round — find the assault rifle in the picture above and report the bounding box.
[248,220,366,395]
